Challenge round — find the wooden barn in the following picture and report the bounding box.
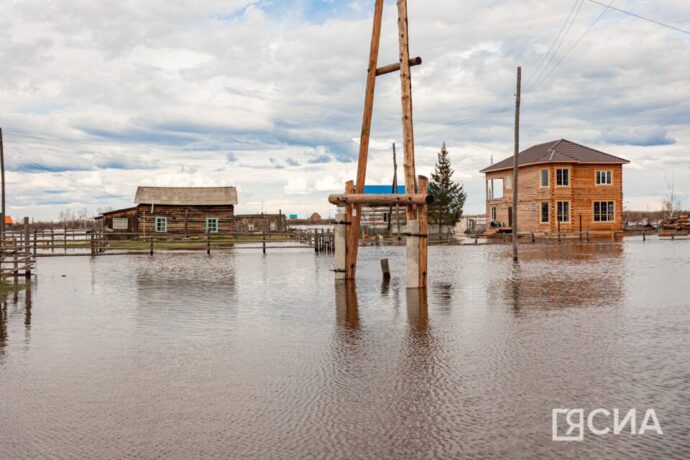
[480,139,629,235]
[99,186,238,237]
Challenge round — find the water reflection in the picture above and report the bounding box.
[334,281,359,331]
[491,243,625,310]
[0,281,33,354]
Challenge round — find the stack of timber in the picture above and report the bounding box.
[659,214,690,236]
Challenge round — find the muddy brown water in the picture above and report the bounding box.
[1,238,689,458]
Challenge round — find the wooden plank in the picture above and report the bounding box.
[417,175,429,289]
[397,0,417,220]
[348,0,384,281]
[329,193,432,206]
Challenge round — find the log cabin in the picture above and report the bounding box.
[99,186,238,237]
[480,139,629,235]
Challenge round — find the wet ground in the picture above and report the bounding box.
[1,238,689,458]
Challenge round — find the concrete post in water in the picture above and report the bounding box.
[334,210,346,280]
[406,219,420,289]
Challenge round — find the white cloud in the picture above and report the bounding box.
[1,0,689,219]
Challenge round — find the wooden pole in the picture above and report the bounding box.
[512,66,521,262]
[328,193,431,206]
[150,236,154,255]
[262,230,266,254]
[0,128,5,248]
[397,0,418,219]
[347,0,384,281]
[387,142,398,233]
[417,175,429,289]
[376,57,422,76]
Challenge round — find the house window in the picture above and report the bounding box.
[488,178,504,199]
[540,202,550,223]
[248,223,255,232]
[206,217,219,233]
[593,201,615,222]
[540,169,549,187]
[155,217,168,232]
[556,168,569,187]
[491,207,497,222]
[595,170,612,185]
[506,175,512,190]
[556,201,570,223]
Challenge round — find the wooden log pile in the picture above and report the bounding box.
[660,214,690,233]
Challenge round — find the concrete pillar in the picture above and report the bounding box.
[406,219,420,288]
[334,210,347,280]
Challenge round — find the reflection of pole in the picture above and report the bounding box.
[512,66,521,262]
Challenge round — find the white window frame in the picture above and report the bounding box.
[540,169,549,188]
[205,217,219,233]
[155,216,168,233]
[487,178,504,200]
[556,168,570,187]
[595,170,613,186]
[556,201,570,223]
[593,201,615,222]
[540,201,550,223]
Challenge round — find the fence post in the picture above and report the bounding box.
[262,230,266,254]
[586,230,590,242]
[150,236,154,256]
[33,229,37,256]
[51,228,55,252]
[207,230,211,255]
[13,245,18,282]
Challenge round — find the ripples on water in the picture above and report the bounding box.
[1,239,689,458]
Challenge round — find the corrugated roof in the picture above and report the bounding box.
[134,186,238,205]
[480,139,629,173]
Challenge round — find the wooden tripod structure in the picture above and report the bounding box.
[329,0,430,289]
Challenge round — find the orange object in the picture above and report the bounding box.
[4,215,13,225]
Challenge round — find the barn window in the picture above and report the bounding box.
[540,202,549,223]
[556,201,570,223]
[540,169,549,187]
[595,170,612,185]
[593,201,615,222]
[155,217,168,232]
[556,169,569,187]
[206,217,219,233]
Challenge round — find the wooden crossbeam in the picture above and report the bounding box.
[376,57,422,76]
[329,193,432,206]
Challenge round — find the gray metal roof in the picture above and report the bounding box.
[480,139,629,173]
[134,186,238,205]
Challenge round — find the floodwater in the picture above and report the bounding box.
[1,238,689,459]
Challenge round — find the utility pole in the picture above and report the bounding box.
[512,67,521,262]
[0,127,5,249]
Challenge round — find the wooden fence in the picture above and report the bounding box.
[1,227,336,257]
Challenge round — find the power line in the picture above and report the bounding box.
[528,0,585,93]
[587,0,690,35]
[525,0,583,89]
[529,0,616,94]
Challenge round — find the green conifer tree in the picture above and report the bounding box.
[429,142,466,227]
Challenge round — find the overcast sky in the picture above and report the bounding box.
[1,0,689,219]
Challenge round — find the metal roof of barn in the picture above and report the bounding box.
[480,139,629,173]
[134,186,238,206]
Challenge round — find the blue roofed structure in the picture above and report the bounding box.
[362,185,406,194]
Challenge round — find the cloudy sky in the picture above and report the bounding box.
[1,0,689,219]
